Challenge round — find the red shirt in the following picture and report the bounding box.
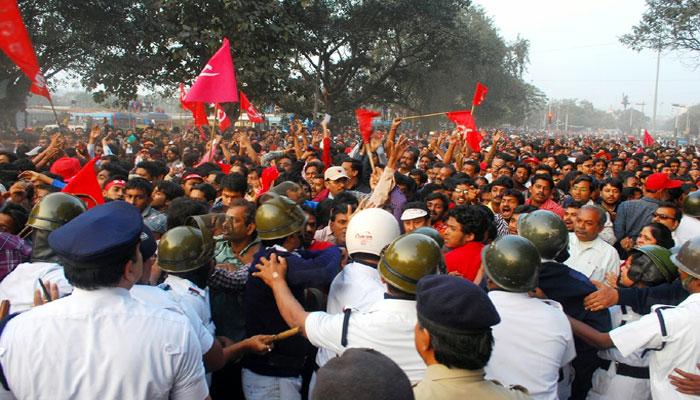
[526,198,565,219]
[445,241,484,282]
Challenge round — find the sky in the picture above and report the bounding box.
[477,0,700,119]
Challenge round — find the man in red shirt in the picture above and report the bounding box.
[443,205,489,283]
[526,173,564,218]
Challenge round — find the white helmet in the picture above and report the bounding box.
[346,208,400,256]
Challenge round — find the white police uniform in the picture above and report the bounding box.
[610,293,700,400]
[485,291,576,400]
[130,284,214,355]
[315,261,386,367]
[0,288,208,400]
[0,262,73,313]
[305,298,425,384]
[588,305,651,400]
[0,200,209,400]
[161,275,215,336]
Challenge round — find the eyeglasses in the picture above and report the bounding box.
[652,212,675,221]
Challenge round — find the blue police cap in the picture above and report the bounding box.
[416,275,500,333]
[48,201,144,265]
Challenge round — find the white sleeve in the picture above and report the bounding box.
[177,298,215,355]
[305,311,346,356]
[171,324,209,400]
[610,311,663,357]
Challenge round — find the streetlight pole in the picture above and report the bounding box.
[652,49,661,133]
[672,103,686,139]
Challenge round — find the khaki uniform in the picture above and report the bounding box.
[414,365,532,400]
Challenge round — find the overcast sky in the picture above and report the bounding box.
[478,0,700,119]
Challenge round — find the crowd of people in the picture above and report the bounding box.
[0,117,697,400]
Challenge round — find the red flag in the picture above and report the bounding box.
[0,0,50,99]
[185,38,238,103]
[446,110,482,152]
[179,83,208,127]
[215,103,231,131]
[472,82,488,107]
[239,91,264,123]
[355,108,380,144]
[61,158,105,209]
[643,129,655,147]
[216,162,231,174]
[258,166,280,197]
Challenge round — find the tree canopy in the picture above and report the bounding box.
[1,0,545,129]
[621,0,700,57]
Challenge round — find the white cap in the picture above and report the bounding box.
[324,166,349,181]
[400,208,428,221]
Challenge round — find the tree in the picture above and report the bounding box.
[621,0,700,58]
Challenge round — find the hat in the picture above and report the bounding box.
[139,225,157,260]
[48,201,144,266]
[417,274,500,333]
[324,166,348,181]
[312,348,413,400]
[523,157,540,165]
[400,208,428,221]
[645,172,682,191]
[182,173,204,182]
[50,157,81,180]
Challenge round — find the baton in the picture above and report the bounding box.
[37,278,52,303]
[271,327,300,342]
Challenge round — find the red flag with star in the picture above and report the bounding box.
[446,110,482,152]
[0,0,51,99]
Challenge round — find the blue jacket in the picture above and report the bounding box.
[242,245,341,377]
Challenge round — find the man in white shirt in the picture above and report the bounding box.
[566,205,620,282]
[0,201,209,400]
[252,233,442,385]
[484,235,576,400]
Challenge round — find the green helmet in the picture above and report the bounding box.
[255,193,306,240]
[631,245,678,283]
[378,233,441,294]
[483,235,541,292]
[26,192,86,232]
[412,226,444,248]
[683,191,700,218]
[671,237,700,279]
[158,225,214,273]
[518,210,568,260]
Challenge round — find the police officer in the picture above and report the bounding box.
[0,201,209,399]
[0,192,85,313]
[483,235,576,400]
[413,274,531,399]
[674,190,700,246]
[588,245,678,400]
[242,194,342,400]
[253,232,441,384]
[518,210,612,399]
[143,222,273,373]
[568,237,700,399]
[310,208,400,392]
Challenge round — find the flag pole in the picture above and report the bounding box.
[401,112,447,120]
[470,104,475,115]
[365,143,376,171]
[46,94,60,126]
